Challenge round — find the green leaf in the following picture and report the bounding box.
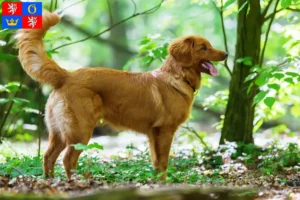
[11,97,29,105]
[291,105,300,117]
[267,83,280,91]
[238,1,248,13]
[141,55,153,66]
[87,142,104,150]
[123,59,134,71]
[5,82,21,92]
[253,91,267,105]
[273,73,284,80]
[23,108,40,114]
[244,73,257,83]
[46,50,58,58]
[72,143,89,151]
[264,97,276,108]
[253,118,264,133]
[0,98,10,104]
[246,3,251,16]
[254,75,268,86]
[247,82,253,95]
[0,53,15,61]
[281,0,292,8]
[250,64,260,72]
[0,29,15,38]
[236,57,252,66]
[139,37,151,45]
[284,77,294,84]
[286,72,298,77]
[223,0,236,9]
[72,142,104,151]
[152,48,162,58]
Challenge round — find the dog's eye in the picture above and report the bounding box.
[201,46,207,51]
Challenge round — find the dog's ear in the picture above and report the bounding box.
[169,37,194,66]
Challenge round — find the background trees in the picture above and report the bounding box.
[0,0,299,145]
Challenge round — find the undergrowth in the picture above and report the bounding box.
[0,142,299,183]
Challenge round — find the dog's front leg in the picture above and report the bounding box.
[149,126,176,180]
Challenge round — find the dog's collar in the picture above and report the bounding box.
[185,80,196,93]
[152,70,198,94]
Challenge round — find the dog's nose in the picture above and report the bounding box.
[223,52,228,58]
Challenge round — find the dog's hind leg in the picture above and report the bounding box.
[62,93,102,179]
[43,130,66,178]
[62,131,93,180]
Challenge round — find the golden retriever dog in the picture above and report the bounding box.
[17,12,227,180]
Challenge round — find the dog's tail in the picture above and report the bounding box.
[17,12,69,89]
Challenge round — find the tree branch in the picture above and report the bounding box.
[210,0,232,77]
[259,0,280,67]
[60,18,136,54]
[52,0,164,51]
[261,0,274,17]
[55,0,58,10]
[50,0,54,12]
[130,0,137,15]
[106,0,113,24]
[264,6,300,22]
[287,8,300,12]
[57,0,86,15]
[181,125,209,149]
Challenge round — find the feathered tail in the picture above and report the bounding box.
[17,12,69,88]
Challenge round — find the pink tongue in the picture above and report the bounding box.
[203,61,219,76]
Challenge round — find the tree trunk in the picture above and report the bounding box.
[109,0,131,70]
[220,0,262,144]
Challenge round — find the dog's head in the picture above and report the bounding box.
[168,35,228,76]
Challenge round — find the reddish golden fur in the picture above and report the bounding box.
[17,12,227,180]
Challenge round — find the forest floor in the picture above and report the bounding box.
[0,130,299,199]
[0,170,300,199]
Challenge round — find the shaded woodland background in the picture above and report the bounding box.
[0,0,299,145]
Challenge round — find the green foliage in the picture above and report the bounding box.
[264,97,276,108]
[259,143,300,174]
[202,90,229,111]
[0,82,38,141]
[238,1,248,13]
[0,156,43,177]
[206,142,300,175]
[123,35,168,71]
[223,0,236,10]
[280,0,300,8]
[247,60,300,109]
[0,53,15,61]
[239,55,300,132]
[0,143,298,184]
[72,142,104,151]
[253,91,267,105]
[237,57,253,66]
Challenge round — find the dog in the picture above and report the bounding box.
[17,12,227,180]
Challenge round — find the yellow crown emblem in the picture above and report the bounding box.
[6,18,18,26]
